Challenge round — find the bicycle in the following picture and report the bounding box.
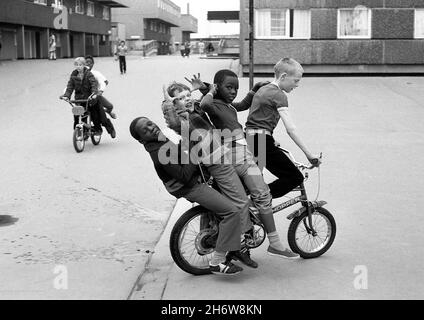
[60,94,101,153]
[169,150,336,275]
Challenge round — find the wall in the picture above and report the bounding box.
[239,0,424,71]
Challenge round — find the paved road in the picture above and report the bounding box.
[0,55,238,299]
[131,73,424,300]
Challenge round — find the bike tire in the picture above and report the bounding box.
[91,133,101,145]
[169,206,216,276]
[73,128,85,153]
[287,207,336,259]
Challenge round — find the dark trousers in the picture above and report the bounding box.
[184,183,241,252]
[98,95,114,114]
[118,56,126,73]
[249,133,304,199]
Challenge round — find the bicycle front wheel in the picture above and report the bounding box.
[73,127,85,153]
[287,207,336,259]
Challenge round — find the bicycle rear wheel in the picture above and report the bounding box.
[169,206,218,275]
[73,127,85,153]
[287,207,336,259]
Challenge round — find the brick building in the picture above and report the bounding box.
[0,0,126,60]
[112,0,182,55]
[239,0,424,74]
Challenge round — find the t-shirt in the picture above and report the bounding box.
[245,83,288,134]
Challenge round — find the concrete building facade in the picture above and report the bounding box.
[112,0,181,55]
[239,0,424,74]
[0,0,126,60]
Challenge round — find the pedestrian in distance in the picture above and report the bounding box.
[184,42,191,58]
[180,43,186,58]
[49,33,57,60]
[115,40,128,74]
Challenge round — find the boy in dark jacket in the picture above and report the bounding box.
[130,116,245,275]
[60,57,112,136]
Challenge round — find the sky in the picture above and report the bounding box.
[171,0,240,38]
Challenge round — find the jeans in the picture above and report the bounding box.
[205,163,252,233]
[184,183,241,252]
[231,143,273,216]
[98,95,114,114]
[248,133,304,199]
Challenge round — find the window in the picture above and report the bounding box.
[255,9,311,39]
[75,0,84,14]
[87,1,95,17]
[103,6,110,20]
[415,9,424,38]
[51,0,63,9]
[338,7,371,39]
[34,0,47,5]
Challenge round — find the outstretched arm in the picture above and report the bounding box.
[278,107,322,166]
[232,81,270,112]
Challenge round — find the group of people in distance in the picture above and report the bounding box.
[130,57,322,276]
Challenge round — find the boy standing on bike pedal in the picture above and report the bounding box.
[245,58,321,199]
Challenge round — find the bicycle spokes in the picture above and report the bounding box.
[296,211,332,253]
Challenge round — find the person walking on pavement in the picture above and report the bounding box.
[180,43,186,58]
[184,42,191,58]
[49,34,57,60]
[115,40,128,74]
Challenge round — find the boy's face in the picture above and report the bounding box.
[137,118,161,142]
[74,61,85,72]
[278,68,303,93]
[173,89,194,111]
[85,59,94,70]
[218,76,239,103]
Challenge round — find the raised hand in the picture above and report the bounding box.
[185,73,207,92]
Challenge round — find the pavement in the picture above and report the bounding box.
[1,55,424,300]
[0,54,238,299]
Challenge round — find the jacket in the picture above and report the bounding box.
[64,68,98,100]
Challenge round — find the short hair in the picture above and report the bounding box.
[85,55,94,63]
[129,117,149,141]
[213,69,238,86]
[274,58,303,78]
[74,57,86,65]
[167,82,190,98]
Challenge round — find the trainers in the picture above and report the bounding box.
[209,261,243,275]
[267,246,300,259]
[110,112,117,119]
[227,248,258,268]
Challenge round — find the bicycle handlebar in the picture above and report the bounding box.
[281,148,322,170]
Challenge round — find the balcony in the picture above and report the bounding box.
[180,14,198,33]
[141,0,181,27]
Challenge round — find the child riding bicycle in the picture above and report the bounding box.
[245,58,321,199]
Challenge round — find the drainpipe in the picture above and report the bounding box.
[249,0,254,90]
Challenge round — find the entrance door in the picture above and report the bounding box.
[35,31,41,59]
[70,34,74,57]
